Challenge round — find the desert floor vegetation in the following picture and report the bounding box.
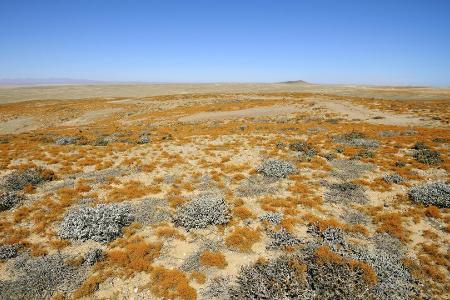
[0,89,449,299]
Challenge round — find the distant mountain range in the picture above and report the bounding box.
[279,80,311,84]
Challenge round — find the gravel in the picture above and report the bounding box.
[257,159,296,179]
[408,182,450,208]
[173,194,230,230]
[58,204,134,243]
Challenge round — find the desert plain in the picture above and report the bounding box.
[0,82,449,299]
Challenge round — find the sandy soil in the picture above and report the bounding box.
[179,104,306,123]
[0,86,448,300]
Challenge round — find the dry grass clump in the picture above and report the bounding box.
[371,210,411,242]
[225,227,261,252]
[150,266,197,300]
[107,180,159,202]
[107,239,161,276]
[232,206,256,220]
[154,223,185,240]
[199,250,228,269]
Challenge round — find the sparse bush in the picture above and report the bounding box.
[267,228,302,250]
[93,136,110,146]
[341,210,370,225]
[408,182,450,208]
[382,173,404,184]
[0,244,20,260]
[84,248,104,266]
[309,246,377,299]
[413,147,442,165]
[333,132,380,148]
[59,204,134,242]
[351,149,375,160]
[306,222,418,300]
[0,254,84,299]
[229,255,310,299]
[235,175,276,197]
[330,160,373,180]
[0,191,25,211]
[323,182,367,204]
[133,198,170,225]
[137,134,150,144]
[230,248,378,300]
[411,142,442,165]
[259,212,283,225]
[307,224,346,250]
[257,159,295,179]
[289,141,317,157]
[321,152,337,161]
[202,276,231,299]
[181,239,219,272]
[1,167,55,191]
[55,136,78,145]
[174,194,230,230]
[395,161,406,167]
[378,130,416,137]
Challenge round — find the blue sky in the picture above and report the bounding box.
[1,0,449,85]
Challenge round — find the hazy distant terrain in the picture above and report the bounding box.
[1,82,450,104]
